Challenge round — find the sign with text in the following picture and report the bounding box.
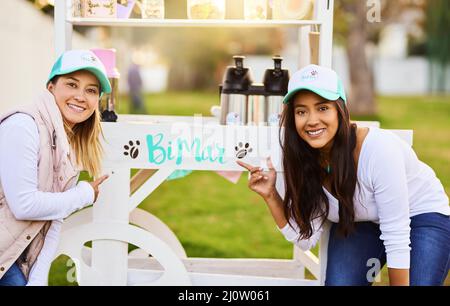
[101,120,283,171]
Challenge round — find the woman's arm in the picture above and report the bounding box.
[26,219,63,286]
[263,190,287,229]
[370,133,412,285]
[388,268,409,286]
[237,158,323,251]
[237,158,287,228]
[0,114,94,221]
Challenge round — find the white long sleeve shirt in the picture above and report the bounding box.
[279,126,450,269]
[0,113,94,285]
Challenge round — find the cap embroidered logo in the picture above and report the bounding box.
[81,54,97,63]
[301,69,319,82]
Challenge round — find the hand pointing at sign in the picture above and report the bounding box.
[237,157,287,229]
[236,157,278,201]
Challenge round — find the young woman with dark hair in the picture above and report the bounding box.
[238,65,450,286]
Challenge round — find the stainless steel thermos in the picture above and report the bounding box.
[263,56,290,126]
[247,84,267,126]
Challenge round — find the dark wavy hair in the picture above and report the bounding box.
[280,93,358,238]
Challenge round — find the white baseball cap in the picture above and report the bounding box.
[47,49,112,95]
[283,64,347,104]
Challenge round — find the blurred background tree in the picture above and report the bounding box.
[334,0,434,116]
[335,0,376,115]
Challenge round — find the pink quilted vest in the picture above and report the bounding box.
[0,89,79,280]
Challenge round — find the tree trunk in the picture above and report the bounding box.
[344,1,376,116]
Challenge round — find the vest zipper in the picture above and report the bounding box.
[51,130,56,150]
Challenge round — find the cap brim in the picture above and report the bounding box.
[49,66,112,95]
[282,86,340,104]
[84,67,112,94]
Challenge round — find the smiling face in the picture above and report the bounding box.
[293,90,339,153]
[47,70,100,128]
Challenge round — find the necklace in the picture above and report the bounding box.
[321,156,331,174]
[320,153,331,174]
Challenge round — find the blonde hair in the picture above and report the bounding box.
[49,74,104,178]
[64,109,104,179]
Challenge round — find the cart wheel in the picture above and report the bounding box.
[62,207,187,258]
[56,222,191,286]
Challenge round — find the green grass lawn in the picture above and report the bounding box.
[49,93,450,286]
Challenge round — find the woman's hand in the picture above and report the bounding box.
[237,157,278,201]
[237,157,287,229]
[88,174,109,203]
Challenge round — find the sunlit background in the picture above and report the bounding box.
[0,0,448,286]
[1,0,448,114]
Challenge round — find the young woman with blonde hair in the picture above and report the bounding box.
[0,50,110,286]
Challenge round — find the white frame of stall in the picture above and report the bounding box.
[53,0,410,286]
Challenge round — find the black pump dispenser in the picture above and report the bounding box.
[263,56,290,96]
[221,56,253,94]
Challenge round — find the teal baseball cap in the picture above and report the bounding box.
[47,49,112,95]
[283,64,347,104]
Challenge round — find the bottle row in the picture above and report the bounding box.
[72,0,315,21]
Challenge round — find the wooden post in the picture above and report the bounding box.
[130,169,156,194]
[309,30,320,65]
[297,26,311,69]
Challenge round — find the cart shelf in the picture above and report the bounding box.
[68,18,322,28]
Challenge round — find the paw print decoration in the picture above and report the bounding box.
[235,142,253,159]
[123,140,140,159]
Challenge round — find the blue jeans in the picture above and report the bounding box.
[0,263,27,286]
[325,212,450,286]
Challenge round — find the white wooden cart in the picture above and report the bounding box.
[53,0,411,286]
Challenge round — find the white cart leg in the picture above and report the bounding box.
[54,0,73,56]
[315,0,335,68]
[292,247,306,279]
[91,167,130,285]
